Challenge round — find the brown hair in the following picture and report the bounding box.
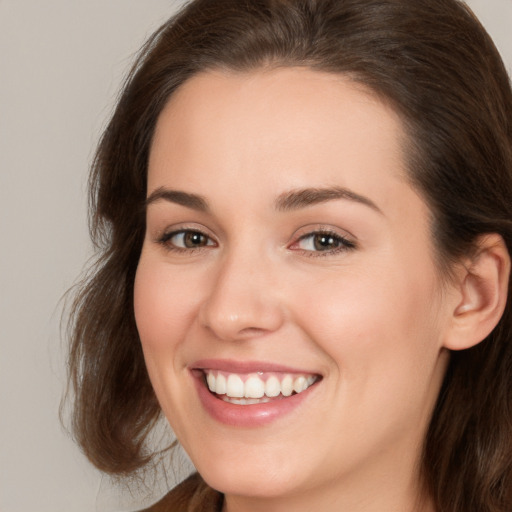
[66,0,512,509]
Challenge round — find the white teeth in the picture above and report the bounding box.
[245,376,265,398]
[205,370,318,401]
[222,396,272,405]
[265,376,281,397]
[216,373,227,395]
[293,376,306,393]
[281,375,293,397]
[226,374,244,398]
[207,372,216,392]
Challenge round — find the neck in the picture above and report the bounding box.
[221,452,436,512]
[223,484,435,512]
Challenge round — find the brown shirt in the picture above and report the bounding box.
[140,473,223,512]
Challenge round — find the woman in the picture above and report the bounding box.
[67,0,512,510]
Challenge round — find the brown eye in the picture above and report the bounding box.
[312,233,340,251]
[162,230,215,250]
[183,231,209,248]
[295,231,355,253]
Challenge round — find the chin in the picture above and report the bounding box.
[203,468,299,499]
[191,447,307,498]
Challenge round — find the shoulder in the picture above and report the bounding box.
[139,472,223,512]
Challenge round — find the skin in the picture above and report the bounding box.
[134,67,461,512]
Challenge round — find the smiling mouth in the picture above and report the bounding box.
[202,370,321,405]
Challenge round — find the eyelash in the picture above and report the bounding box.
[292,229,356,257]
[158,229,216,253]
[157,228,356,256]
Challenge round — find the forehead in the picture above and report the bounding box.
[148,67,410,211]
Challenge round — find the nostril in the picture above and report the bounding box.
[201,312,281,342]
[237,326,269,338]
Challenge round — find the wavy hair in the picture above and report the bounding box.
[66,0,512,509]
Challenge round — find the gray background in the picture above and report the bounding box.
[1,1,511,511]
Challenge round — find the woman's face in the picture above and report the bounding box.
[135,68,453,508]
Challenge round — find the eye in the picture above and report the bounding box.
[292,230,356,254]
[160,229,216,251]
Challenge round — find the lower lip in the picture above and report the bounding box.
[192,371,318,427]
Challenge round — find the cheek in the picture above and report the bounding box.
[133,255,201,359]
[133,254,205,436]
[295,258,444,389]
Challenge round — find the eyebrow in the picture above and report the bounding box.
[145,187,209,212]
[145,185,382,215]
[275,186,383,214]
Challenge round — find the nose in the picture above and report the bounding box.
[199,250,285,341]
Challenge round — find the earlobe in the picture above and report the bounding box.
[443,234,510,351]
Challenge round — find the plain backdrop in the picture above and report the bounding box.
[1,1,511,511]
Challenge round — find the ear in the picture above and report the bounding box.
[443,233,510,351]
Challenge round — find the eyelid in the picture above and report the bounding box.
[291,224,356,241]
[166,230,216,246]
[288,225,357,254]
[155,223,218,251]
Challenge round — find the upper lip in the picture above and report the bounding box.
[191,358,320,376]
